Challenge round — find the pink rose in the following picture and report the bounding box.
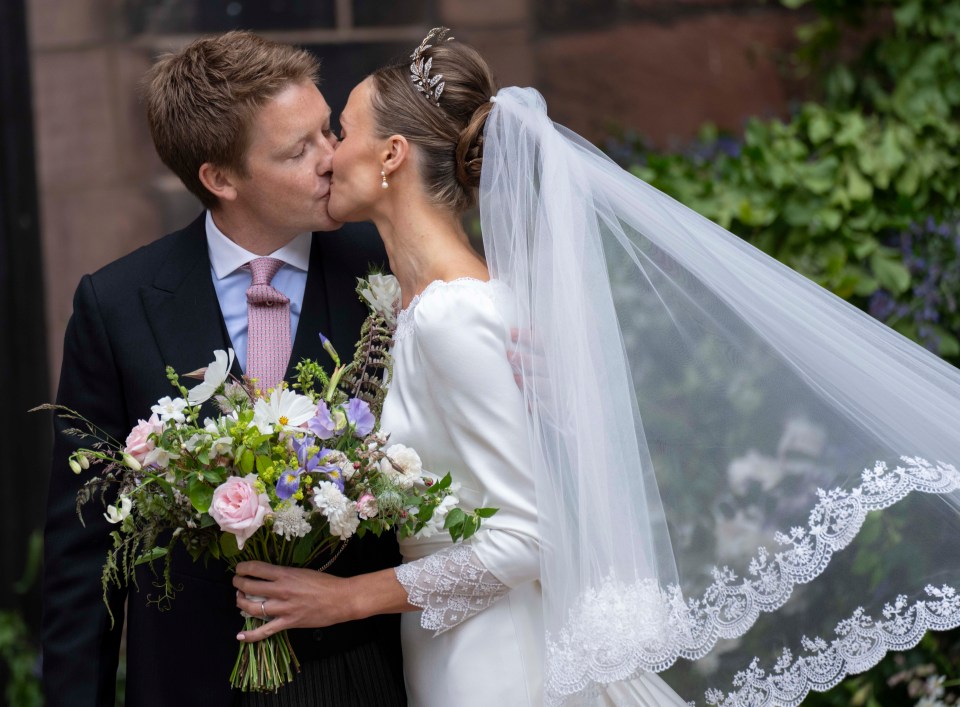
[209,474,270,549]
[355,493,379,520]
[123,414,163,463]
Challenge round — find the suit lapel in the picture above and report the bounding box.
[286,225,378,380]
[140,215,234,380]
[321,238,365,361]
[284,232,333,380]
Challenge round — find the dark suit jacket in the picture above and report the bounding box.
[41,214,404,707]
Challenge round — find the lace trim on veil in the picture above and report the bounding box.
[706,584,960,707]
[544,457,960,706]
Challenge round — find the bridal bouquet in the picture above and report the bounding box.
[44,274,494,693]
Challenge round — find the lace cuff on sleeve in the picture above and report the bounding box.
[394,543,510,634]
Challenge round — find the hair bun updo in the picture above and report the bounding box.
[369,34,498,212]
[455,100,494,191]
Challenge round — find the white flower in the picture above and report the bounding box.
[415,493,460,539]
[271,503,313,541]
[327,451,356,480]
[253,388,316,435]
[104,495,132,524]
[714,507,769,563]
[186,349,235,405]
[778,417,826,456]
[312,481,360,540]
[211,436,233,457]
[378,444,423,490]
[727,450,783,495]
[151,396,188,424]
[359,273,401,326]
[143,446,181,469]
[183,433,206,452]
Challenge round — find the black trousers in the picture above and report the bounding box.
[239,639,407,707]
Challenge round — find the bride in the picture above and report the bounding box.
[234,28,960,706]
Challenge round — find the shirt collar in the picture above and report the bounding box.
[205,210,312,280]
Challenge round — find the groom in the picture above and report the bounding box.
[41,31,405,707]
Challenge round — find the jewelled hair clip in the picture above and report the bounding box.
[410,27,454,107]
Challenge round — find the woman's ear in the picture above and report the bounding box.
[381,135,410,177]
[198,162,239,203]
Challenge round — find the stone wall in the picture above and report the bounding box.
[29,0,163,386]
[535,7,802,145]
[28,0,801,385]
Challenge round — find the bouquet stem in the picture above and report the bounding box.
[230,617,300,692]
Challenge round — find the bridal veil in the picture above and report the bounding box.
[479,86,960,705]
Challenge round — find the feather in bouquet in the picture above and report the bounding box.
[40,273,495,693]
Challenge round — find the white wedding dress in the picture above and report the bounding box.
[381,278,687,707]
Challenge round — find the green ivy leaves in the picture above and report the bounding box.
[609,0,959,358]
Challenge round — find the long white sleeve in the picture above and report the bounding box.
[388,280,540,632]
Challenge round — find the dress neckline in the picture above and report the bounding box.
[394,277,493,341]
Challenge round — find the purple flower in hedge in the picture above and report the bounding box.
[308,401,337,439]
[275,468,302,500]
[345,398,375,437]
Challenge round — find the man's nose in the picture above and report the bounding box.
[318,138,336,173]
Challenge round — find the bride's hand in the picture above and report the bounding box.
[233,561,354,643]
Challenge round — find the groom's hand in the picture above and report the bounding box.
[508,327,545,390]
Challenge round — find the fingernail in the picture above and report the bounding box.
[237,633,245,640]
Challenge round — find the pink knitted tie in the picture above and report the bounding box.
[244,257,291,392]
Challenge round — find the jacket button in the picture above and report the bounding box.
[312,629,324,642]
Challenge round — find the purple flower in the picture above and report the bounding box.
[308,401,337,439]
[319,331,340,364]
[345,398,375,437]
[305,445,345,491]
[275,468,302,500]
[291,438,319,472]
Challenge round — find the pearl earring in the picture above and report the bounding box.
[381,170,389,189]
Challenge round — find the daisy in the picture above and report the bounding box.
[253,388,316,435]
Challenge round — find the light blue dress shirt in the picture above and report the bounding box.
[205,210,311,373]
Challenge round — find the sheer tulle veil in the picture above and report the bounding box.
[479,86,960,705]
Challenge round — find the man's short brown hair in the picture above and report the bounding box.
[145,31,320,209]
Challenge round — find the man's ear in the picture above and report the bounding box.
[198,163,239,203]
[381,135,410,177]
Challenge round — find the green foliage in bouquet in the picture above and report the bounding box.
[337,310,394,421]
